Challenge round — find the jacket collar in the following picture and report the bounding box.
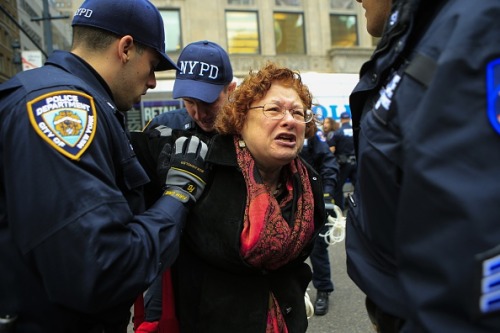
[205,134,238,167]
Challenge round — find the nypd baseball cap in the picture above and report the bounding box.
[173,40,233,103]
[72,0,178,71]
[340,112,351,119]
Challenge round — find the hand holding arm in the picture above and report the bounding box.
[163,136,208,204]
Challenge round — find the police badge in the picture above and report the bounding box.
[27,90,97,160]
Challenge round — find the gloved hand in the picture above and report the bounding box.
[163,136,208,204]
[146,124,172,138]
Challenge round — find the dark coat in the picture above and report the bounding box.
[348,0,500,331]
[299,131,339,196]
[0,51,187,332]
[174,134,326,333]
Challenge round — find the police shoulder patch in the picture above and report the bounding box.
[477,244,500,315]
[27,90,97,160]
[487,59,500,135]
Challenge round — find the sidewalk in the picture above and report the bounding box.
[306,237,373,332]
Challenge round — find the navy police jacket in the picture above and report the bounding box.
[330,122,355,158]
[146,108,195,132]
[348,0,500,332]
[0,51,187,332]
[145,108,214,143]
[299,131,339,197]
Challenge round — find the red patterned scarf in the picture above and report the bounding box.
[234,137,315,332]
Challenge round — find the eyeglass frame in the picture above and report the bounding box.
[248,103,314,123]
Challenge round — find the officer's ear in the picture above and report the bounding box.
[228,81,237,95]
[117,35,134,64]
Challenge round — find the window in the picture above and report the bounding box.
[227,0,255,5]
[0,54,5,73]
[160,10,181,53]
[275,0,302,6]
[330,0,354,10]
[273,12,305,54]
[330,14,358,47]
[226,11,259,54]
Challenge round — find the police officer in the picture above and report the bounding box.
[329,112,356,210]
[146,40,236,135]
[0,0,208,331]
[137,41,236,208]
[348,0,500,332]
[299,130,339,316]
[131,40,235,330]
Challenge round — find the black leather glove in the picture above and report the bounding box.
[163,136,208,204]
[146,124,172,138]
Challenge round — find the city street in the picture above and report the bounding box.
[306,238,374,333]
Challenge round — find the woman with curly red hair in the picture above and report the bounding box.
[174,61,326,332]
[135,62,326,333]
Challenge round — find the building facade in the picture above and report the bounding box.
[151,0,376,78]
[0,0,21,82]
[128,0,377,130]
[0,0,72,83]
[2,0,377,129]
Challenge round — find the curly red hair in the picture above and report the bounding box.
[214,61,318,138]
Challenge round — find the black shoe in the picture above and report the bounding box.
[314,291,330,316]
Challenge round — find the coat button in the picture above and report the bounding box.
[285,306,292,314]
[395,40,403,52]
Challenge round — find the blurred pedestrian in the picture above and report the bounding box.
[322,117,338,144]
[300,131,339,316]
[330,112,356,210]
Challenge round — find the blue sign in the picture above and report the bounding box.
[313,104,351,121]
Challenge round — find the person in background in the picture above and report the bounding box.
[322,117,338,144]
[330,112,356,211]
[133,61,327,332]
[138,40,236,207]
[299,130,339,316]
[0,0,209,331]
[145,40,236,135]
[349,0,500,332]
[131,40,235,332]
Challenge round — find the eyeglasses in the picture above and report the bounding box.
[248,103,314,123]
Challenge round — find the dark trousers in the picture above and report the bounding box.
[333,161,357,210]
[365,297,405,333]
[310,225,334,292]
